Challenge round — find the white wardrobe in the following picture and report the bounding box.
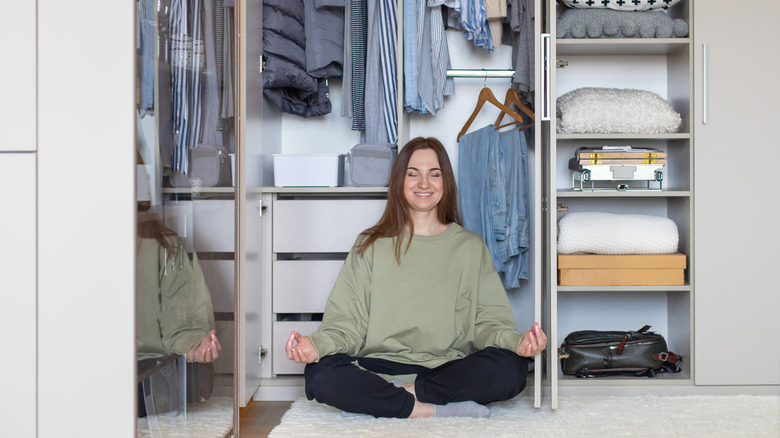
[244,0,780,407]
[4,1,778,436]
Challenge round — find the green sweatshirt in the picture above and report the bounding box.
[309,223,524,368]
[136,237,216,361]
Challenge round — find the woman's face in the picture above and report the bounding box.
[404,148,444,215]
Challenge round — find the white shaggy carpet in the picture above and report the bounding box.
[269,395,780,438]
[136,396,233,438]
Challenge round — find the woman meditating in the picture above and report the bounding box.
[285,137,547,418]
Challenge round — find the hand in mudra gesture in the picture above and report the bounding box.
[188,330,222,363]
[286,330,319,364]
[517,322,547,357]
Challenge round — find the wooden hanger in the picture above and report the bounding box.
[494,88,535,130]
[457,87,527,142]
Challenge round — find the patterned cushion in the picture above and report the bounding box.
[559,0,682,12]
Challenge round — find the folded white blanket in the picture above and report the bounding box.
[557,212,679,254]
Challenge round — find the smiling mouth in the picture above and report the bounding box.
[414,192,433,197]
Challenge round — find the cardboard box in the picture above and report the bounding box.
[273,154,344,187]
[558,254,686,286]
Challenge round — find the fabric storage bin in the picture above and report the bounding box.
[558,254,686,286]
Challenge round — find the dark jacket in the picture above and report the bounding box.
[262,0,332,117]
[304,0,345,78]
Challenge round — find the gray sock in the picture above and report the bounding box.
[433,401,490,418]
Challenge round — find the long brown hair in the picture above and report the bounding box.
[357,137,462,262]
[137,203,179,255]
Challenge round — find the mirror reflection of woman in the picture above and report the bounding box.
[136,208,222,365]
[286,137,546,419]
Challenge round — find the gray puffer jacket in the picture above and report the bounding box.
[262,0,333,117]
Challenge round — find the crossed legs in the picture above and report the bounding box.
[304,347,529,418]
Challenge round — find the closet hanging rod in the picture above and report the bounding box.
[446,69,515,78]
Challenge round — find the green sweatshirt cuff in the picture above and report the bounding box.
[308,332,331,363]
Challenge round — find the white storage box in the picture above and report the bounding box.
[273,154,344,187]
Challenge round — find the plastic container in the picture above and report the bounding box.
[273,154,343,187]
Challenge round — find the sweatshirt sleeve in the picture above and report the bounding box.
[159,238,216,357]
[472,245,524,354]
[308,241,372,361]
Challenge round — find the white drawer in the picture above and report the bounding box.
[273,321,322,375]
[192,200,235,252]
[272,199,385,253]
[199,259,235,313]
[164,200,235,252]
[273,260,342,313]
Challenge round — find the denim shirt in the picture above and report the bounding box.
[458,124,530,289]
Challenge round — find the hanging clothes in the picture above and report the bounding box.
[484,0,506,48]
[304,0,345,78]
[403,0,423,112]
[350,0,367,131]
[458,124,530,289]
[363,0,397,144]
[199,0,223,147]
[220,1,235,131]
[156,0,175,169]
[404,0,454,115]
[341,0,354,119]
[457,0,493,51]
[138,0,155,115]
[508,0,535,105]
[262,0,332,118]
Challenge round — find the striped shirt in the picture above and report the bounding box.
[416,0,454,115]
[351,0,367,131]
[459,0,493,51]
[378,0,398,144]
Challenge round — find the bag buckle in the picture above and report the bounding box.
[657,352,669,361]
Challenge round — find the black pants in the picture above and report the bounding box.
[304,347,528,418]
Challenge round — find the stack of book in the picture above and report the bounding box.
[569,146,667,190]
[575,146,667,166]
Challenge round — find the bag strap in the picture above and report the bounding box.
[575,352,683,378]
[616,325,653,354]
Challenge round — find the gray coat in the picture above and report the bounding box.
[305,0,345,78]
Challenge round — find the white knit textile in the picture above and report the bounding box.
[556,87,682,134]
[557,212,679,254]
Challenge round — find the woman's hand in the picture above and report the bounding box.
[517,322,547,357]
[187,330,222,363]
[286,331,318,364]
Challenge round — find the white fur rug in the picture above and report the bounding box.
[136,396,233,438]
[269,395,780,438]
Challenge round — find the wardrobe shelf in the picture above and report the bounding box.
[556,190,690,198]
[557,374,693,386]
[162,187,236,194]
[556,38,691,56]
[557,285,691,293]
[262,186,388,194]
[555,133,690,140]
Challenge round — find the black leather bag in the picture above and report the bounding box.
[559,325,682,378]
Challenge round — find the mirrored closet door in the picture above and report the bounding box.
[136,0,238,435]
